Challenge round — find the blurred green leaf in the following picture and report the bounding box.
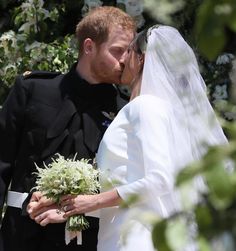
[120,194,140,209]
[176,161,203,186]
[204,161,235,209]
[198,236,211,251]
[152,220,172,251]
[166,216,189,250]
[194,0,236,60]
[195,205,213,235]
[226,0,236,31]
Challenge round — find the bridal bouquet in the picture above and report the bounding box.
[34,153,100,232]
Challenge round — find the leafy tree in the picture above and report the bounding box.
[0,0,80,103]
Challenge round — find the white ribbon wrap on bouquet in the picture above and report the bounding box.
[65,209,100,245]
[65,229,82,245]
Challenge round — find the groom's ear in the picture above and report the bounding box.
[83,38,95,55]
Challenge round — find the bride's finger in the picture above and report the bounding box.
[63,209,77,218]
[62,205,69,212]
[60,194,75,201]
[60,194,75,202]
[63,200,77,211]
[60,197,76,207]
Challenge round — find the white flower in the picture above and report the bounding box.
[34,154,100,231]
[216,53,235,65]
[35,154,100,197]
[0,64,18,79]
[212,84,228,100]
[144,0,184,24]
[0,30,16,42]
[224,111,236,121]
[81,0,103,17]
[214,4,232,15]
[119,0,143,16]
[0,31,17,53]
[53,56,62,65]
[22,0,44,10]
[117,0,145,28]
[25,41,42,52]
[230,59,236,85]
[19,0,50,33]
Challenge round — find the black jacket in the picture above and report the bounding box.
[0,64,128,251]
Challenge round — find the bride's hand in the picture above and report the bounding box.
[34,206,66,226]
[60,190,121,218]
[60,194,98,218]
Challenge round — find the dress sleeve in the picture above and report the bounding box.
[0,76,29,212]
[116,96,175,203]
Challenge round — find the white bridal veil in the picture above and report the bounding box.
[140,25,228,167]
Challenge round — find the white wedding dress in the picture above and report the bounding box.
[96,94,193,251]
[96,25,228,251]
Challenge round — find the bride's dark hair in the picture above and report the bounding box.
[134,29,148,54]
[132,24,160,55]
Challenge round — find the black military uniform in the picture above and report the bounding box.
[0,63,128,251]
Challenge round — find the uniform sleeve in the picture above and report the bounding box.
[116,96,175,204]
[0,76,29,212]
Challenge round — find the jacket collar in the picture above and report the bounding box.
[60,63,118,110]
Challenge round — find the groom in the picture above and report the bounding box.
[0,6,135,251]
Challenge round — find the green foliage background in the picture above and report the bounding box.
[0,0,236,250]
[144,1,236,251]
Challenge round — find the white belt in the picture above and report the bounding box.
[7,191,28,209]
[6,191,100,218]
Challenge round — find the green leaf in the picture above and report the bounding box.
[197,25,225,60]
[166,216,189,250]
[152,220,172,251]
[197,236,211,251]
[176,161,203,186]
[227,11,236,31]
[195,0,213,35]
[195,0,226,60]
[195,205,213,234]
[66,215,89,231]
[205,165,235,210]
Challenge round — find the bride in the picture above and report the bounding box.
[28,25,228,251]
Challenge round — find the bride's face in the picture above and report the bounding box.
[119,42,144,85]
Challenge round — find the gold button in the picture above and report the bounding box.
[23,71,32,76]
